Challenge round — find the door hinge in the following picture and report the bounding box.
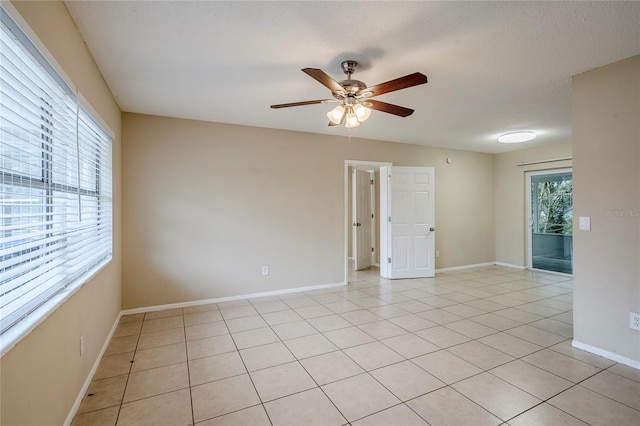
[371,213,374,219]
[387,258,392,264]
[370,179,374,185]
[388,216,392,223]
[371,247,375,253]
[387,175,391,182]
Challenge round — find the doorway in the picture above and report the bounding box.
[352,168,375,271]
[345,161,391,280]
[345,161,436,281]
[526,169,573,274]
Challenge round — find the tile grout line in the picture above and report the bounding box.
[181,310,196,426]
[222,306,276,426]
[115,313,145,425]
[251,294,350,425]
[75,266,639,425]
[248,288,405,425]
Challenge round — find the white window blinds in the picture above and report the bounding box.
[0,7,113,340]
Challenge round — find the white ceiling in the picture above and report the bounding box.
[64,1,640,153]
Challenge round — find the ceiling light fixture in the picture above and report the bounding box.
[272,60,427,129]
[327,102,372,128]
[327,105,346,124]
[498,131,537,143]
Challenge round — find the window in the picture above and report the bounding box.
[0,7,112,347]
[529,170,573,274]
[531,173,573,235]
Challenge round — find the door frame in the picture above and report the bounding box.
[344,160,392,282]
[525,167,573,273]
[352,168,375,271]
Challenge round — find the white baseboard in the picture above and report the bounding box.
[64,311,123,426]
[437,262,531,273]
[436,262,495,273]
[494,262,526,270]
[66,280,347,423]
[121,281,347,315]
[572,340,640,370]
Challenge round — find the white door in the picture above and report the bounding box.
[380,167,435,278]
[353,169,373,270]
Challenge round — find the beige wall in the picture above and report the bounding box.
[494,142,572,267]
[1,4,637,425]
[572,55,640,363]
[1,2,122,425]
[122,113,495,309]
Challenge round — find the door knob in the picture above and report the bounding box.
[430,227,435,232]
[353,223,362,227]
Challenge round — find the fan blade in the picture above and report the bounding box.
[270,99,335,109]
[366,72,427,97]
[367,99,415,117]
[302,68,344,93]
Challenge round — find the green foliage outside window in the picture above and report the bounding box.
[534,178,573,235]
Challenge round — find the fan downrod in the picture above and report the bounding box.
[338,60,366,94]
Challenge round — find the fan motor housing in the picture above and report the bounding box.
[338,79,367,93]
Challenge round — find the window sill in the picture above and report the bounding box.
[0,257,112,358]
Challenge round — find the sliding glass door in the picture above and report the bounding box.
[527,169,573,274]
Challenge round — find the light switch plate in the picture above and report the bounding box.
[579,216,591,231]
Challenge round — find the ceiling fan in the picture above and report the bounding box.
[270,60,428,128]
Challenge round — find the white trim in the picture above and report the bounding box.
[517,157,572,167]
[0,258,112,357]
[64,280,345,422]
[436,262,496,273]
[1,4,114,141]
[121,281,347,316]
[77,92,116,139]
[1,1,77,95]
[572,340,640,370]
[64,311,122,426]
[0,1,115,357]
[64,279,347,422]
[352,168,376,271]
[495,262,526,270]
[525,168,573,271]
[344,160,392,284]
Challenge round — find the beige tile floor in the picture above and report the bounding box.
[72,265,640,426]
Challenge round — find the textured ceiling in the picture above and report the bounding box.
[64,1,640,153]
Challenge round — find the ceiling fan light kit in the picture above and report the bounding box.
[327,103,372,127]
[271,60,428,128]
[353,103,372,121]
[327,104,346,124]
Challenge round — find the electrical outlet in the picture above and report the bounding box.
[262,265,269,276]
[80,335,85,356]
[630,312,640,331]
